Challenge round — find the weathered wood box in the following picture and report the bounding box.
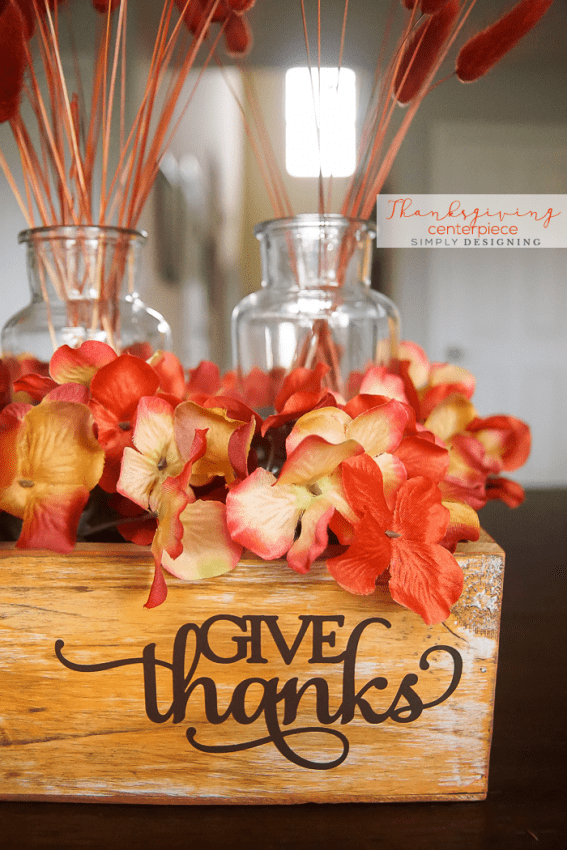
[0,533,504,804]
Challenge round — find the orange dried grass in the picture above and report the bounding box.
[230,0,554,388]
[0,0,252,230]
[237,0,554,224]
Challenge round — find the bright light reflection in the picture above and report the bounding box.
[285,67,356,178]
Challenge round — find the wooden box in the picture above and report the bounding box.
[0,533,504,804]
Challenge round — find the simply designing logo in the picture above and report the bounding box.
[375,195,566,248]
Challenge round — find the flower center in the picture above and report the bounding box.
[118,422,131,431]
[18,479,35,488]
[385,530,401,539]
[157,457,168,472]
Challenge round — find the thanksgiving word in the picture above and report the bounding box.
[386,197,560,229]
[55,615,463,770]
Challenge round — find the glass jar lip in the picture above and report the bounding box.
[254,213,376,240]
[18,224,148,245]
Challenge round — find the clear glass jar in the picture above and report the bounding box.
[232,214,400,408]
[1,225,171,379]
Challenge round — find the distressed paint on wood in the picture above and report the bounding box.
[0,533,504,804]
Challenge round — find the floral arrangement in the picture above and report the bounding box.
[0,341,530,625]
[0,0,256,229]
[0,1,260,366]
[0,3,544,627]
[244,0,555,220]
[1,0,553,227]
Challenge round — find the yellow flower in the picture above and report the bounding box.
[0,401,104,552]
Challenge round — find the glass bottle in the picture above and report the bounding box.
[232,214,400,409]
[1,225,171,379]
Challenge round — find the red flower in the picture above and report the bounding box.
[466,414,531,472]
[12,373,57,402]
[222,366,282,410]
[327,455,464,624]
[485,476,525,508]
[186,361,222,398]
[50,340,117,386]
[262,364,339,435]
[89,354,160,491]
[148,351,186,400]
[0,399,104,553]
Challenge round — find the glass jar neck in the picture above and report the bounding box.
[19,225,147,303]
[254,214,375,290]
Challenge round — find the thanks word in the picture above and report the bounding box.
[55,615,463,770]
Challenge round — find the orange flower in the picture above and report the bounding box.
[485,476,525,508]
[89,354,160,491]
[147,351,186,400]
[0,400,104,552]
[50,341,117,387]
[466,415,531,473]
[117,394,241,608]
[261,364,338,435]
[174,400,251,487]
[227,435,363,573]
[327,455,466,625]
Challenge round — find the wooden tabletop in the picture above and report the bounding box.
[1,488,565,849]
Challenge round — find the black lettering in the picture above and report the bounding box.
[199,615,250,664]
[340,617,391,724]
[420,645,462,708]
[278,676,339,725]
[386,674,424,723]
[54,619,464,771]
[308,616,345,663]
[259,615,312,665]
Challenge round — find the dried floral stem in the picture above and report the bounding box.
[0,147,33,227]
[236,0,552,394]
[2,0,250,233]
[101,2,127,216]
[360,0,479,218]
[41,3,90,221]
[0,0,257,357]
[129,10,227,226]
[223,64,291,219]
[325,0,350,213]
[299,0,325,215]
[242,66,292,218]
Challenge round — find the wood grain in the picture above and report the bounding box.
[0,533,504,804]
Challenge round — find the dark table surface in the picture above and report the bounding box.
[1,489,566,849]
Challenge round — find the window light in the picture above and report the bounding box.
[285,67,356,178]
